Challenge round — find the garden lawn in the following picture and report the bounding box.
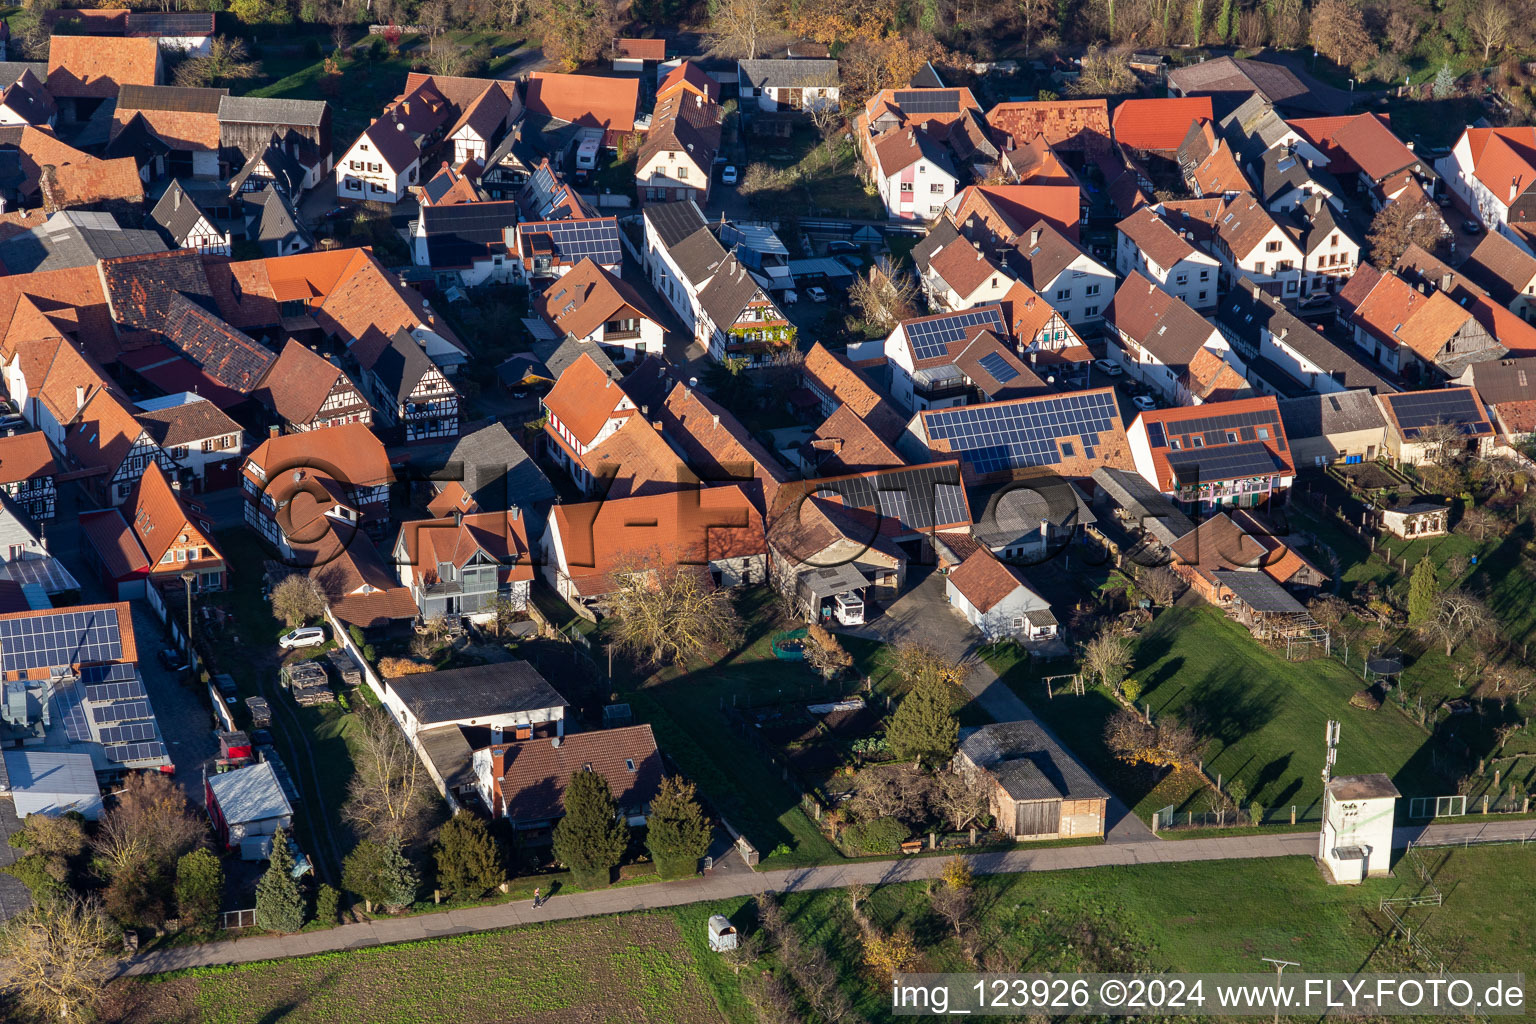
[249,48,420,149]
[783,845,1536,1023]
[103,907,741,1024]
[1129,606,1439,819]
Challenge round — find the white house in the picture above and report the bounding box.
[132,392,242,487]
[920,235,1013,311]
[1010,222,1116,325]
[1210,193,1305,300]
[1106,272,1240,404]
[147,181,230,256]
[447,84,517,167]
[945,548,1058,642]
[385,662,567,744]
[336,118,421,204]
[1115,206,1220,311]
[1295,197,1360,300]
[884,304,1012,412]
[636,89,722,206]
[534,258,666,362]
[869,125,959,222]
[0,69,55,127]
[1437,126,1536,233]
[737,60,840,113]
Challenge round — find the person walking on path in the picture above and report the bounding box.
[532,887,541,908]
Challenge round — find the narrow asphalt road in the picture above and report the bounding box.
[119,818,1536,976]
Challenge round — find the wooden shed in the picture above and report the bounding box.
[955,721,1107,841]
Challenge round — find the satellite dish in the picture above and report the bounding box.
[688,376,699,388]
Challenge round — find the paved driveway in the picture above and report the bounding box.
[838,569,1153,844]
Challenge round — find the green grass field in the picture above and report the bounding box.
[1000,606,1442,822]
[105,846,1536,1023]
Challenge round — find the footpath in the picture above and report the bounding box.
[120,818,1536,976]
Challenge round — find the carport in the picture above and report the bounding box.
[793,563,870,626]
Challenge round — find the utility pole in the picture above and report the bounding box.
[1260,957,1299,1024]
[182,571,197,674]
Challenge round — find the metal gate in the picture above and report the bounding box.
[220,908,256,930]
[1409,795,1466,819]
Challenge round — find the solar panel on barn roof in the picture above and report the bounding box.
[0,607,124,672]
[922,392,1118,474]
[978,350,1020,383]
[904,308,1007,361]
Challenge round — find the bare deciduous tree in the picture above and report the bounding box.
[1105,709,1201,769]
[343,706,430,842]
[1471,2,1512,61]
[933,767,990,831]
[1136,565,1182,606]
[1018,0,1053,51]
[1081,628,1132,692]
[1309,0,1377,70]
[1367,196,1447,269]
[708,0,774,57]
[0,896,121,1022]
[174,35,261,87]
[849,258,922,331]
[271,574,326,627]
[1418,589,1493,657]
[92,772,204,880]
[1068,44,1137,95]
[610,561,744,666]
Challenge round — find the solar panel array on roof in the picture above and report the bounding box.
[923,392,1118,474]
[1147,422,1167,448]
[1385,389,1489,438]
[91,699,153,725]
[905,307,1007,361]
[1164,441,1280,483]
[977,350,1020,384]
[1153,407,1280,442]
[99,721,158,745]
[58,685,90,743]
[894,89,961,114]
[104,741,167,764]
[0,608,123,672]
[81,662,139,685]
[521,218,621,265]
[85,678,147,704]
[809,463,968,530]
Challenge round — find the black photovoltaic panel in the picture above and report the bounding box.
[978,350,1021,384]
[905,308,1007,362]
[1147,422,1167,448]
[0,607,123,672]
[91,699,154,725]
[923,392,1119,475]
[81,662,139,684]
[1386,389,1488,438]
[810,463,968,530]
[99,722,158,745]
[104,741,167,764]
[59,686,90,743]
[1164,441,1280,483]
[523,218,621,265]
[85,679,147,704]
[1164,407,1279,439]
[894,89,961,114]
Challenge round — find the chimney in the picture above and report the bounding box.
[712,413,720,426]
[268,425,280,438]
[652,420,664,430]
[170,477,181,492]
[1280,327,1289,339]
[1512,176,1521,203]
[453,508,462,526]
[511,506,520,520]
[1441,273,1453,292]
[74,385,85,412]
[1030,227,1040,246]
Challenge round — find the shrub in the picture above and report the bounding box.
[377,657,434,678]
[348,625,366,647]
[174,850,223,934]
[315,883,340,925]
[1120,679,1143,703]
[842,817,907,855]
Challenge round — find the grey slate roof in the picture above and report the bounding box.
[1218,94,1293,162]
[369,328,438,402]
[148,180,214,244]
[971,480,1095,548]
[1216,278,1385,393]
[1277,390,1388,439]
[206,760,292,825]
[437,421,556,512]
[0,62,47,91]
[737,59,840,90]
[218,94,328,127]
[359,116,422,174]
[247,185,312,256]
[0,210,164,274]
[912,218,962,275]
[1090,466,1195,546]
[230,139,304,195]
[696,252,765,330]
[117,83,226,113]
[644,197,710,248]
[1007,220,1091,290]
[1257,147,1342,207]
[533,332,621,382]
[1210,568,1307,613]
[959,720,1108,802]
[387,662,569,726]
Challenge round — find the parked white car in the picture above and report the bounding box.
[1132,395,1158,412]
[278,626,327,651]
[721,165,738,186]
[807,286,828,302]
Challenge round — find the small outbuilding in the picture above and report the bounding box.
[1376,500,1448,540]
[955,721,1107,840]
[707,915,739,952]
[1319,772,1400,884]
[205,760,295,857]
[0,750,102,820]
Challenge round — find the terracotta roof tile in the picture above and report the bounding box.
[1137,396,1294,490]
[496,724,662,822]
[535,258,661,341]
[925,234,1005,298]
[0,431,56,486]
[801,343,907,441]
[47,35,159,98]
[951,184,1081,242]
[801,404,904,475]
[396,510,533,585]
[1111,96,1213,152]
[946,547,1029,613]
[1117,206,1198,269]
[543,352,633,446]
[124,461,220,567]
[523,72,637,133]
[1290,113,1423,182]
[78,508,149,579]
[133,395,239,448]
[656,61,719,103]
[986,98,1110,153]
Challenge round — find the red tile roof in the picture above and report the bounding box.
[550,484,765,591]
[1111,97,1213,152]
[523,72,638,134]
[0,431,56,486]
[950,184,1081,242]
[396,510,533,585]
[1289,113,1421,182]
[946,547,1029,613]
[543,351,634,447]
[656,61,719,103]
[801,342,907,441]
[124,461,221,568]
[47,35,159,98]
[986,98,1110,153]
[494,724,662,822]
[254,339,371,428]
[78,508,149,580]
[615,37,666,60]
[1455,127,1536,203]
